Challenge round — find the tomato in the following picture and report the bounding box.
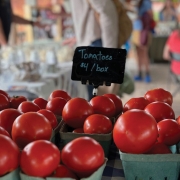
[0,127,10,137]
[12,112,52,149]
[33,97,48,109]
[83,114,113,134]
[72,128,84,133]
[18,101,40,113]
[103,94,123,116]
[61,137,104,178]
[0,94,10,110]
[62,98,94,129]
[113,109,158,154]
[146,142,172,154]
[176,116,180,126]
[0,108,22,135]
[157,119,180,146]
[46,97,67,116]
[51,164,78,179]
[144,88,173,106]
[20,140,60,177]
[89,96,116,118]
[48,90,71,101]
[38,109,58,129]
[10,96,27,109]
[0,89,10,99]
[144,102,175,123]
[123,97,150,113]
[0,134,20,176]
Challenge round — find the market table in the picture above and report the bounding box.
[102,142,125,180]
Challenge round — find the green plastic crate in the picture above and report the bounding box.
[0,168,20,180]
[20,158,107,180]
[119,148,180,180]
[59,122,112,157]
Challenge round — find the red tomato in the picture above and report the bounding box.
[83,114,113,134]
[61,137,104,178]
[20,140,60,177]
[90,96,116,118]
[113,109,158,154]
[0,127,10,137]
[176,116,180,126]
[0,108,22,135]
[0,89,10,99]
[46,97,67,116]
[18,101,40,113]
[62,98,94,129]
[72,128,84,133]
[48,90,71,101]
[144,88,173,106]
[0,134,20,176]
[10,96,27,109]
[51,164,78,179]
[0,94,10,110]
[33,97,48,109]
[38,109,58,129]
[144,102,175,123]
[12,112,52,149]
[123,97,149,112]
[146,142,172,154]
[157,119,180,146]
[103,94,123,116]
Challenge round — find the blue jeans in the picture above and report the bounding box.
[87,39,102,100]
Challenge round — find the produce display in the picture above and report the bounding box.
[0,87,179,180]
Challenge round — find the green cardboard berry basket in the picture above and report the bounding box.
[119,143,180,180]
[20,158,107,180]
[59,121,112,157]
[0,168,20,180]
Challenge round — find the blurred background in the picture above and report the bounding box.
[1,0,180,116]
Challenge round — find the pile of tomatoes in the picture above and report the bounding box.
[113,88,180,154]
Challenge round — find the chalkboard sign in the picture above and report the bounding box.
[71,46,127,87]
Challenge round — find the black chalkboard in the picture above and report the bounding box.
[71,46,127,87]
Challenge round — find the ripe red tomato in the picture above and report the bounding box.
[90,96,116,118]
[32,97,48,109]
[103,94,123,116]
[176,116,180,126]
[146,142,172,154]
[48,90,71,101]
[20,140,60,177]
[144,102,175,123]
[123,97,149,113]
[18,101,40,113]
[0,94,10,110]
[62,98,94,129]
[144,88,173,106]
[51,164,78,179]
[0,127,10,137]
[0,108,22,135]
[0,134,20,176]
[38,109,58,129]
[72,128,84,133]
[157,119,180,146]
[12,112,52,149]
[113,109,158,154]
[0,89,10,99]
[46,97,67,116]
[10,96,27,109]
[61,137,104,178]
[83,114,113,134]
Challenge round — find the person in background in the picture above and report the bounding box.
[63,0,119,100]
[133,0,153,83]
[0,0,45,47]
[159,0,177,22]
[163,23,180,76]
